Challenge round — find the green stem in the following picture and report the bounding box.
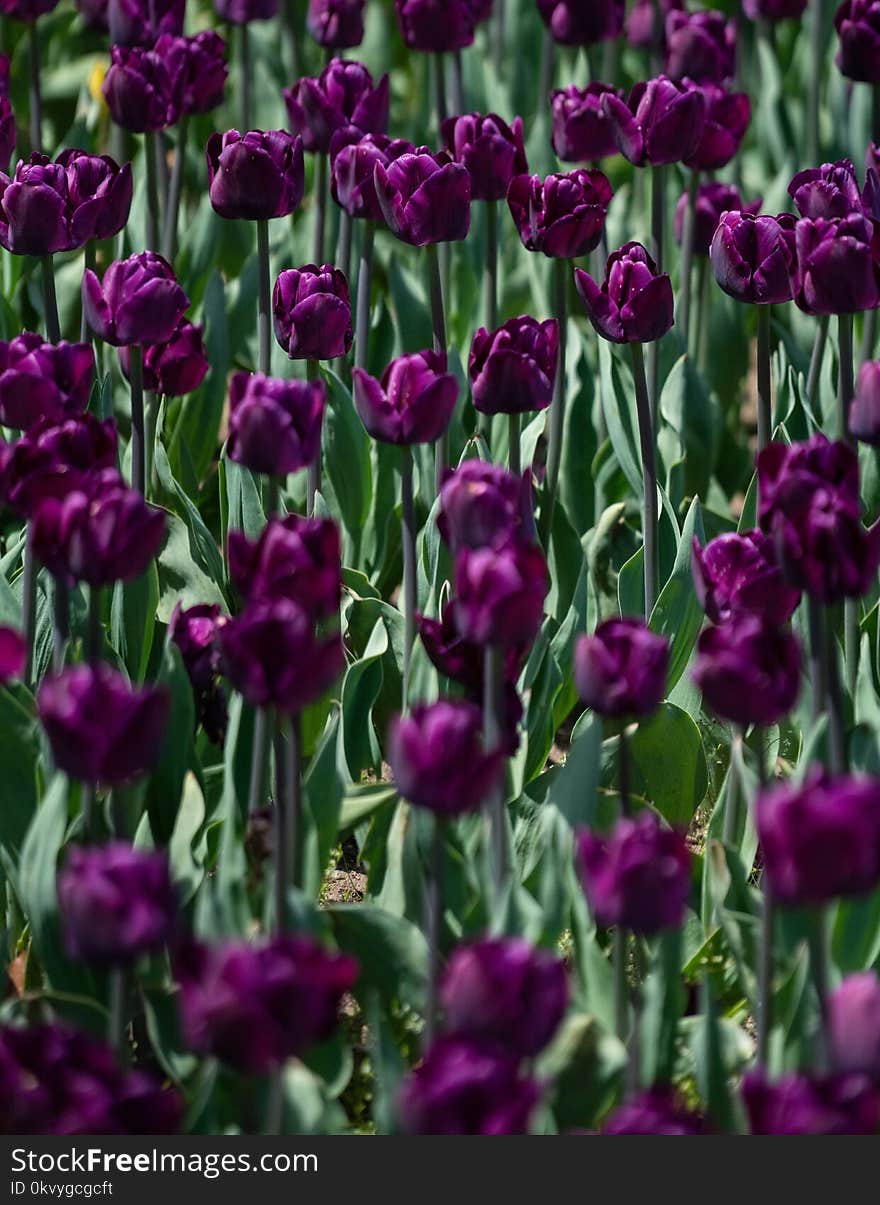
[21,528,37,690]
[87,584,102,663]
[400,445,416,709]
[543,256,568,542]
[257,218,271,376]
[128,345,145,496]
[28,20,42,154]
[538,29,554,109]
[485,200,498,332]
[508,413,521,476]
[756,304,773,452]
[492,0,505,70]
[354,222,374,372]
[825,605,847,775]
[614,926,629,1042]
[838,312,854,443]
[757,886,774,1067]
[52,575,69,672]
[807,0,823,164]
[108,967,126,1054]
[451,50,464,115]
[722,730,744,847]
[161,114,188,263]
[306,360,321,514]
[280,0,301,81]
[483,642,507,899]
[247,708,270,815]
[274,714,301,931]
[629,341,659,618]
[80,242,95,343]
[677,171,699,351]
[41,255,60,343]
[618,725,631,818]
[425,243,448,494]
[806,314,829,412]
[143,132,160,252]
[424,818,444,1045]
[433,53,447,138]
[647,163,666,425]
[239,22,251,133]
[336,209,352,285]
[808,909,832,1071]
[313,152,328,265]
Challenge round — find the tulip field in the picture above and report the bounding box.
[5,0,880,1139]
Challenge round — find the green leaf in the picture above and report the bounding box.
[650,495,705,692]
[0,686,40,853]
[145,642,196,844]
[325,903,428,1011]
[547,712,601,828]
[322,370,372,561]
[157,511,226,623]
[109,564,158,683]
[629,702,709,825]
[338,617,387,781]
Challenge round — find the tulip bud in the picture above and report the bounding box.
[665,9,736,83]
[272,264,353,361]
[835,0,880,82]
[307,0,366,49]
[743,1070,880,1135]
[330,132,413,222]
[602,76,706,166]
[575,241,674,344]
[468,316,558,416]
[213,0,278,21]
[573,617,669,718]
[674,183,758,257]
[158,31,228,116]
[107,0,184,45]
[438,460,535,552]
[507,169,612,258]
[352,351,458,445]
[169,603,228,746]
[119,320,209,397]
[684,84,750,172]
[82,251,189,348]
[0,626,25,684]
[743,0,807,17]
[395,0,476,53]
[710,210,796,305]
[0,333,94,429]
[206,129,305,222]
[851,360,880,445]
[551,84,621,163]
[829,973,880,1080]
[0,415,118,518]
[0,0,61,20]
[795,213,880,314]
[693,615,801,726]
[227,513,341,617]
[102,44,183,133]
[441,112,527,203]
[537,0,624,45]
[691,531,800,625]
[389,700,504,815]
[284,59,389,155]
[226,371,325,476]
[603,1090,706,1135]
[789,158,864,219]
[375,147,471,245]
[627,0,682,48]
[454,542,548,648]
[57,149,133,243]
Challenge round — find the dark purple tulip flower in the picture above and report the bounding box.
[575,241,674,344]
[170,603,228,745]
[471,0,494,23]
[395,0,476,53]
[418,599,527,703]
[441,113,527,202]
[76,0,109,29]
[375,147,471,245]
[308,0,366,49]
[220,598,344,713]
[227,371,326,476]
[743,0,807,17]
[665,10,736,83]
[227,513,341,618]
[551,84,622,163]
[38,663,168,785]
[159,32,228,116]
[0,1024,181,1135]
[757,768,880,905]
[82,252,189,348]
[830,974,880,1080]
[758,433,861,521]
[119,320,209,397]
[573,617,669,718]
[454,541,548,648]
[176,936,358,1075]
[537,0,624,45]
[835,0,880,82]
[603,1089,706,1135]
[0,415,117,518]
[59,843,177,967]
[794,213,880,314]
[691,531,801,625]
[710,210,796,304]
[575,811,691,935]
[0,333,94,429]
[102,44,183,133]
[851,360,880,445]
[507,169,612,258]
[213,0,278,20]
[601,76,706,166]
[0,153,126,256]
[30,472,167,587]
[692,616,801,727]
[352,351,458,445]
[441,937,568,1057]
[789,159,864,220]
[56,150,133,244]
[743,1070,880,1135]
[206,129,305,222]
[0,98,15,168]
[438,460,534,552]
[0,627,25,683]
[627,0,683,49]
[107,0,184,46]
[273,264,353,361]
[388,700,504,816]
[284,59,389,156]
[469,316,558,415]
[329,133,414,222]
[0,0,60,19]
[674,184,759,257]
[684,84,751,172]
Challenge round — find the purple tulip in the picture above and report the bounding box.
[537,0,624,45]
[107,0,184,45]
[417,599,527,708]
[454,541,548,648]
[284,59,389,156]
[665,10,736,83]
[0,627,25,683]
[575,811,691,935]
[758,433,861,520]
[399,1037,539,1135]
[352,351,458,445]
[438,461,534,552]
[157,32,228,116]
[394,0,476,53]
[603,1090,706,1135]
[441,938,568,1056]
[693,616,801,726]
[551,84,622,163]
[468,316,558,415]
[227,514,341,618]
[374,147,471,245]
[674,183,759,257]
[82,252,189,348]
[76,0,109,29]
[0,98,15,168]
[743,0,807,17]
[573,617,669,718]
[691,531,801,625]
[601,76,706,166]
[30,472,167,587]
[102,44,183,133]
[710,210,796,304]
[794,213,880,314]
[273,264,353,361]
[58,843,177,966]
[213,0,278,20]
[0,0,60,19]
[38,663,168,785]
[507,169,612,258]
[56,149,133,243]
[851,360,880,444]
[308,0,366,48]
[830,974,880,1080]
[441,112,527,202]
[388,700,504,816]
[227,371,325,476]
[627,0,683,49]
[329,133,414,222]
[119,320,209,397]
[169,603,228,745]
[0,333,94,429]
[743,1070,880,1134]
[757,768,880,905]
[206,129,305,222]
[835,0,880,82]
[0,1023,181,1135]
[176,936,358,1074]
[220,598,344,713]
[789,159,865,220]
[684,84,751,172]
[0,415,118,518]
[574,241,674,344]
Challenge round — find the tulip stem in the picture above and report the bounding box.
[629,341,659,618]
[433,54,447,139]
[613,927,629,1041]
[508,413,521,476]
[313,153,328,264]
[677,171,699,352]
[451,51,464,117]
[108,967,127,1054]
[274,714,301,932]
[143,133,161,253]
[21,528,37,690]
[757,885,774,1067]
[52,576,69,673]
[128,345,146,496]
[87,585,102,663]
[808,908,832,1070]
[80,243,95,344]
[425,242,448,494]
[807,0,823,164]
[647,164,666,426]
[306,360,322,514]
[483,642,508,901]
[239,22,251,133]
[27,20,42,154]
[825,605,848,774]
[336,209,352,287]
[806,314,829,412]
[860,310,877,366]
[618,725,632,817]
[756,304,773,452]
[161,114,188,263]
[354,222,374,372]
[542,256,568,545]
[492,0,505,71]
[424,817,444,1045]
[722,729,744,847]
[257,219,272,376]
[247,707,270,815]
[838,312,855,443]
[280,0,301,82]
[40,256,60,343]
[485,200,498,333]
[538,31,554,111]
[400,445,416,709]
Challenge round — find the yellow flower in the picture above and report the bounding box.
[88,59,108,107]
